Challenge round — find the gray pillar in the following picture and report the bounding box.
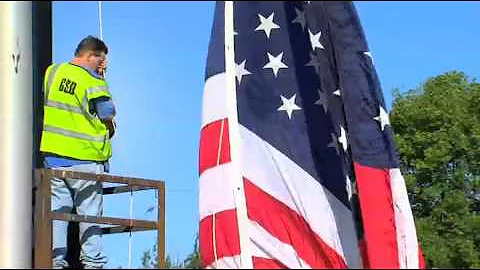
[32,1,52,267]
[32,1,52,170]
[0,1,33,268]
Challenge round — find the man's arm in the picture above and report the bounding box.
[90,97,116,138]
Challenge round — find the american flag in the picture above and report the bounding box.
[199,1,424,268]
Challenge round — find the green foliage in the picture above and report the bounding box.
[390,71,480,268]
[141,234,201,269]
[183,234,201,269]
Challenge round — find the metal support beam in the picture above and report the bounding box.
[158,185,166,268]
[34,169,52,268]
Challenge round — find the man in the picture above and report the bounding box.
[40,35,116,269]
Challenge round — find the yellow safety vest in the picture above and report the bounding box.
[40,63,112,161]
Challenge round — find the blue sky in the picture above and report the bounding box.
[52,1,479,268]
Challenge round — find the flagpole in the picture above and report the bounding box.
[0,2,33,267]
[98,1,103,40]
[224,1,253,268]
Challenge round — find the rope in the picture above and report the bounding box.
[128,188,134,269]
[98,3,134,268]
[212,119,225,267]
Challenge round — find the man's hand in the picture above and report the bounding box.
[103,118,116,139]
[98,58,108,78]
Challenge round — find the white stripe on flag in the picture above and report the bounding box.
[204,255,242,269]
[199,162,236,220]
[390,168,420,268]
[202,73,227,128]
[249,220,311,269]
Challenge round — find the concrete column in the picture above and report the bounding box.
[0,1,33,268]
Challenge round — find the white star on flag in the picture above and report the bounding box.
[278,94,302,119]
[235,59,251,84]
[314,89,328,113]
[305,52,321,74]
[255,12,280,39]
[328,132,340,155]
[263,52,288,77]
[346,175,352,200]
[308,29,325,51]
[292,8,306,31]
[333,89,341,96]
[338,125,348,151]
[374,106,391,131]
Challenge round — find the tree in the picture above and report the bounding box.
[182,234,201,269]
[390,71,480,268]
[141,234,201,269]
[141,243,182,269]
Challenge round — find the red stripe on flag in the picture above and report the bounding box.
[199,209,240,268]
[419,245,426,268]
[252,257,288,269]
[244,178,348,268]
[353,162,399,268]
[199,118,231,175]
[358,238,369,268]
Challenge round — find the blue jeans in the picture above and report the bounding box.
[50,163,108,269]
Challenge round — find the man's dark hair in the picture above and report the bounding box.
[74,35,108,57]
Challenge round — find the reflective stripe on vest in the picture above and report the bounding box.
[45,99,83,114]
[44,64,61,102]
[87,85,111,97]
[45,96,94,121]
[44,124,106,142]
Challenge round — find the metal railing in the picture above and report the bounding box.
[33,168,165,268]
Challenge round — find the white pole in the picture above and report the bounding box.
[223,1,253,268]
[0,1,33,268]
[97,1,107,79]
[98,1,103,40]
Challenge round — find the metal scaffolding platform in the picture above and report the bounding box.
[33,168,166,268]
